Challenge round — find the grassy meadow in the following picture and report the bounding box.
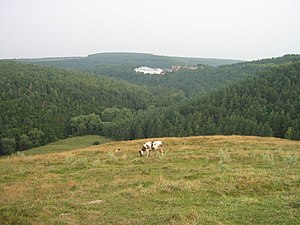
[0,135,299,224]
[23,135,112,156]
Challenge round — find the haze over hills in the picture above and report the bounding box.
[1,54,300,155]
[18,52,243,70]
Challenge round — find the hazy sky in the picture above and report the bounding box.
[1,0,300,60]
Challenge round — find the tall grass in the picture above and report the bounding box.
[0,135,299,224]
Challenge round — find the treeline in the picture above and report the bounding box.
[0,61,181,155]
[69,108,133,138]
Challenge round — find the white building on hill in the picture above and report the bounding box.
[134,67,164,75]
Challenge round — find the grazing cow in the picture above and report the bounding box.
[152,141,163,156]
[139,141,164,157]
[139,141,152,157]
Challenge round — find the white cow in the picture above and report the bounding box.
[139,141,164,157]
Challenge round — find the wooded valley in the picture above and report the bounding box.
[0,53,299,155]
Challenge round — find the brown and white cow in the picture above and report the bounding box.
[139,141,163,157]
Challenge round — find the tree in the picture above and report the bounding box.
[70,114,102,136]
[28,128,45,147]
[0,138,16,155]
[101,108,121,122]
[153,118,163,137]
[18,134,33,150]
[135,123,145,139]
[87,114,102,134]
[285,127,294,140]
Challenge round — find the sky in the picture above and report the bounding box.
[0,0,300,60]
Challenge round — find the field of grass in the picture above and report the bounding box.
[0,135,299,224]
[22,135,112,156]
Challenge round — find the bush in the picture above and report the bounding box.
[93,141,100,145]
[0,138,16,155]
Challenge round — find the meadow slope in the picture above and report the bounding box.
[0,136,299,224]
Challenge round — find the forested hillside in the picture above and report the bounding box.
[91,54,300,97]
[250,54,300,65]
[0,61,181,155]
[19,52,242,70]
[1,55,300,155]
[115,62,300,140]
[22,54,300,98]
[91,63,262,96]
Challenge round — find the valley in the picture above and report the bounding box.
[1,54,300,155]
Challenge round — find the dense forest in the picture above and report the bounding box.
[0,61,182,154]
[90,63,262,97]
[1,54,300,155]
[115,62,300,140]
[90,54,300,96]
[22,53,300,97]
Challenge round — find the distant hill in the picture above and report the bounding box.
[91,61,260,97]
[89,54,300,97]
[250,54,300,65]
[18,52,243,70]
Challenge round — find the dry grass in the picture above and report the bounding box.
[0,135,299,224]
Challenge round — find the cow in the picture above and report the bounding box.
[139,141,164,157]
[139,141,152,157]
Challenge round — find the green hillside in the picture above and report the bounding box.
[90,54,300,97]
[117,62,300,140]
[0,61,161,155]
[1,55,300,155]
[92,62,261,97]
[19,52,242,70]
[0,136,299,224]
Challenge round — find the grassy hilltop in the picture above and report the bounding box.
[0,135,299,224]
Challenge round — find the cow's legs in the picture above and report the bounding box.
[146,149,150,157]
[159,148,164,156]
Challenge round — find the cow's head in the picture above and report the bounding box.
[139,150,144,156]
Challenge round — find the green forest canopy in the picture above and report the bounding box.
[0,61,168,154]
[1,54,300,155]
[116,62,300,141]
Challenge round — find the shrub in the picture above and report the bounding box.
[0,138,16,155]
[93,141,100,145]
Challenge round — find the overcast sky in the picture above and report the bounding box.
[1,0,300,60]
